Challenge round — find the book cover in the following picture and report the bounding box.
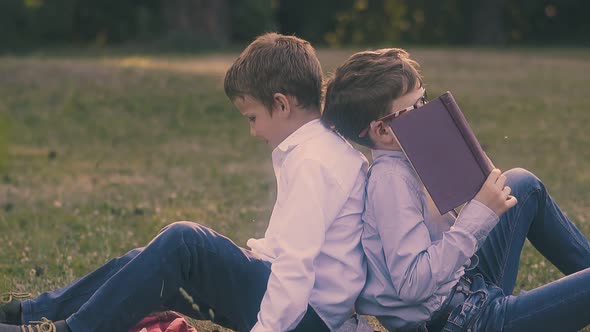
[389,91,493,215]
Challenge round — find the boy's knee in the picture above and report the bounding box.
[504,168,544,193]
[158,221,207,244]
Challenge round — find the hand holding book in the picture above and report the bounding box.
[474,169,518,216]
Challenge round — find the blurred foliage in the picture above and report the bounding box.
[229,0,276,42]
[0,0,588,50]
[0,0,162,48]
[0,0,275,50]
[280,0,590,46]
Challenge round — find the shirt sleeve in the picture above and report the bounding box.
[251,159,346,332]
[367,171,499,304]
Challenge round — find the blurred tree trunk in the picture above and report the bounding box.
[470,0,506,44]
[162,0,230,46]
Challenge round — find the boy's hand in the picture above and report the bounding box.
[473,169,518,217]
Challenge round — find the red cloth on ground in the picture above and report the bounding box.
[129,311,198,332]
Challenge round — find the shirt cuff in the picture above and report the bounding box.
[250,322,272,332]
[453,199,499,246]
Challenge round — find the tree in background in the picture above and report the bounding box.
[0,0,274,50]
[162,0,230,48]
[305,0,590,46]
[470,0,506,44]
[0,0,588,50]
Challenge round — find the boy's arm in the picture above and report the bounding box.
[368,171,499,304]
[251,159,346,332]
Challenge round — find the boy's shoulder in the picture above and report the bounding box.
[280,121,368,187]
[296,124,367,167]
[280,120,366,164]
[368,151,420,190]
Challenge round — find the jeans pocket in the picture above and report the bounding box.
[445,289,489,331]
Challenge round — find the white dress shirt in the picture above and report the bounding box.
[248,119,368,332]
[356,150,499,330]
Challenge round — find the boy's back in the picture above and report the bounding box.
[248,119,368,329]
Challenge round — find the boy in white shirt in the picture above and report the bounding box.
[0,33,368,332]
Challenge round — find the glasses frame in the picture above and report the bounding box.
[358,90,428,138]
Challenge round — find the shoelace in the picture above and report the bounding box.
[1,292,32,304]
[20,318,56,332]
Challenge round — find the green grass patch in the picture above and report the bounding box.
[1,48,590,331]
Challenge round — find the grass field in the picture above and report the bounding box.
[1,47,589,331]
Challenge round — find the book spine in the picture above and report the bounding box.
[441,92,494,176]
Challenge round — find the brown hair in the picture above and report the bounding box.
[322,48,423,147]
[224,32,323,112]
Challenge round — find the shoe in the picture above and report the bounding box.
[0,292,31,324]
[1,293,31,305]
[0,318,56,332]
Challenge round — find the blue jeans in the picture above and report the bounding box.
[441,168,590,332]
[21,222,329,332]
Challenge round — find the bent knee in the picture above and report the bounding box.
[504,167,544,193]
[158,221,207,241]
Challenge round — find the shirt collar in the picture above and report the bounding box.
[371,149,406,161]
[271,118,326,169]
[274,118,324,153]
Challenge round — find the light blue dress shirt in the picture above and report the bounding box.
[355,149,499,331]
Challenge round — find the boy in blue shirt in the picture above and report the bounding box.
[0,33,368,332]
[322,48,590,331]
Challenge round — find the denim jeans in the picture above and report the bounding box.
[21,222,329,332]
[440,168,590,332]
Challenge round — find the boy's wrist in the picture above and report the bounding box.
[453,199,499,245]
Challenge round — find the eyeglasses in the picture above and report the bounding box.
[358,90,428,138]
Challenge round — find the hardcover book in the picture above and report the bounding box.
[389,91,494,215]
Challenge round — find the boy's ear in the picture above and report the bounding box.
[272,93,291,116]
[368,120,395,145]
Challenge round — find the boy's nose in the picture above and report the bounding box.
[249,126,256,137]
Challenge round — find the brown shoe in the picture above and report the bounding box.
[0,292,31,325]
[0,318,59,332]
[21,318,58,332]
[0,293,31,305]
